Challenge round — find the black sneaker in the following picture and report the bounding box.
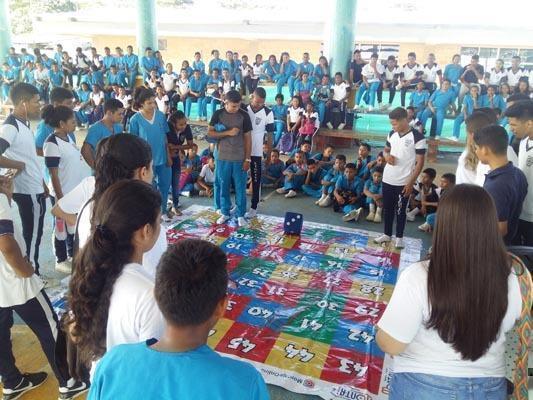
[2,372,48,400]
[58,381,90,400]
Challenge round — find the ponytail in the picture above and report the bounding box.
[41,104,74,128]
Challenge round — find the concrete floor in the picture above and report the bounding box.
[9,126,459,399]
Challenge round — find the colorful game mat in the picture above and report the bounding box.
[166,205,423,399]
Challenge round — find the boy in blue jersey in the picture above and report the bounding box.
[1,64,17,102]
[7,47,22,74]
[102,47,116,72]
[207,90,252,227]
[312,145,335,170]
[48,62,65,89]
[364,166,383,222]
[53,44,63,67]
[317,154,346,207]
[208,49,224,74]
[204,68,222,118]
[334,163,364,222]
[185,69,207,121]
[301,159,327,198]
[409,81,429,116]
[192,52,205,75]
[124,45,139,89]
[419,79,456,137]
[271,94,288,146]
[275,52,298,96]
[81,99,124,168]
[355,143,373,179]
[20,48,35,64]
[262,149,284,187]
[482,85,506,112]
[297,52,314,80]
[106,64,127,88]
[276,150,308,198]
[141,47,157,80]
[88,239,270,400]
[41,54,53,70]
[83,65,104,89]
[114,47,125,71]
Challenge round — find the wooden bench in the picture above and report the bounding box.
[426,138,465,162]
[313,129,387,152]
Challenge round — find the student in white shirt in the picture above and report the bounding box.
[160,63,178,110]
[484,58,507,88]
[0,83,48,274]
[52,134,167,279]
[354,52,384,112]
[397,52,424,107]
[176,68,190,111]
[42,105,90,272]
[154,85,169,114]
[328,72,351,130]
[505,100,533,245]
[507,56,526,89]
[375,107,426,249]
[68,180,165,370]
[0,174,88,400]
[196,154,216,196]
[422,53,442,94]
[377,184,523,400]
[377,55,400,110]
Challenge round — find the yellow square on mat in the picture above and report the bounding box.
[366,238,402,254]
[269,264,314,287]
[205,235,228,246]
[264,332,329,378]
[349,279,395,303]
[325,243,360,260]
[207,318,234,348]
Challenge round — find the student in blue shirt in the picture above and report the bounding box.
[129,86,172,218]
[20,48,35,64]
[313,75,332,126]
[271,93,289,147]
[275,52,298,96]
[106,65,127,88]
[311,145,335,171]
[1,63,17,102]
[316,154,346,206]
[263,55,279,82]
[443,54,463,96]
[481,85,506,111]
[81,98,124,168]
[140,47,158,80]
[82,64,105,89]
[297,52,314,80]
[204,68,222,119]
[334,163,364,222]
[276,150,308,198]
[88,239,270,400]
[409,81,430,115]
[208,49,224,75]
[114,47,126,71]
[192,52,206,76]
[48,62,65,89]
[363,166,383,222]
[313,56,330,84]
[22,61,35,85]
[221,51,238,83]
[41,54,53,70]
[75,82,91,126]
[294,72,314,105]
[181,60,193,78]
[419,79,456,137]
[452,84,482,140]
[124,45,139,89]
[185,69,207,121]
[7,47,22,75]
[302,159,327,198]
[53,44,63,67]
[102,47,116,72]
[262,149,285,187]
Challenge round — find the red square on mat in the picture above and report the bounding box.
[340,298,387,324]
[308,270,353,295]
[250,244,290,263]
[320,346,384,394]
[208,224,237,238]
[224,293,251,320]
[215,321,279,363]
[256,280,307,307]
[226,253,243,273]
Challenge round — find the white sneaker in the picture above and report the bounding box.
[315,193,327,205]
[337,123,346,130]
[395,83,402,91]
[366,211,375,222]
[367,106,374,112]
[352,105,359,111]
[215,209,222,215]
[418,222,431,232]
[449,136,459,142]
[216,215,230,225]
[406,213,416,222]
[244,208,257,219]
[285,190,297,198]
[318,196,332,207]
[230,205,237,214]
[374,234,391,244]
[342,208,361,222]
[276,188,287,194]
[395,237,405,249]
[237,217,247,227]
[55,260,72,274]
[181,191,191,197]
[326,122,334,129]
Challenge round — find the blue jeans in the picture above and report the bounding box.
[302,184,322,198]
[153,164,172,213]
[275,75,297,96]
[127,70,137,89]
[170,160,181,207]
[426,212,437,228]
[317,101,327,125]
[283,174,305,191]
[274,121,285,147]
[216,159,247,217]
[185,96,206,118]
[419,107,446,137]
[205,97,221,118]
[356,81,380,107]
[390,373,507,400]
[453,114,465,138]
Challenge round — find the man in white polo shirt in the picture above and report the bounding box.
[0,83,48,274]
[422,53,443,95]
[375,107,426,249]
[244,87,274,219]
[507,55,526,90]
[328,72,351,130]
[160,63,179,111]
[397,52,424,107]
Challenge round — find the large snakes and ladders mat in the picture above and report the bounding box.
[166,205,423,400]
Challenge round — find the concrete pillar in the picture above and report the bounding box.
[324,0,357,80]
[0,0,12,64]
[136,0,158,55]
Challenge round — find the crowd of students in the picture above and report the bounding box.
[0,42,532,400]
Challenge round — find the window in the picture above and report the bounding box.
[479,48,498,71]
[519,49,533,69]
[499,48,519,67]
[460,47,479,66]
[355,43,399,62]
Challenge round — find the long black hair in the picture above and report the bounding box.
[69,180,161,363]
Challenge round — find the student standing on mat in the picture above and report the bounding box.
[375,107,426,249]
[244,87,274,219]
[207,90,252,227]
[129,87,173,219]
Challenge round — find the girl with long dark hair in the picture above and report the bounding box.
[377,184,526,399]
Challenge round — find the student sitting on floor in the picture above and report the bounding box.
[195,154,216,197]
[333,163,364,222]
[409,81,430,117]
[361,151,385,180]
[418,172,455,232]
[296,102,319,148]
[180,145,202,197]
[271,94,288,148]
[302,159,327,199]
[87,239,270,400]
[286,141,312,167]
[279,95,304,154]
[262,149,285,188]
[311,145,335,171]
[355,142,373,179]
[406,167,439,221]
[317,154,346,207]
[276,150,308,198]
[364,165,383,223]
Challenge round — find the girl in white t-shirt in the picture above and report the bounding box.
[52,134,167,279]
[42,105,90,270]
[377,184,524,399]
[155,85,169,115]
[68,179,165,370]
